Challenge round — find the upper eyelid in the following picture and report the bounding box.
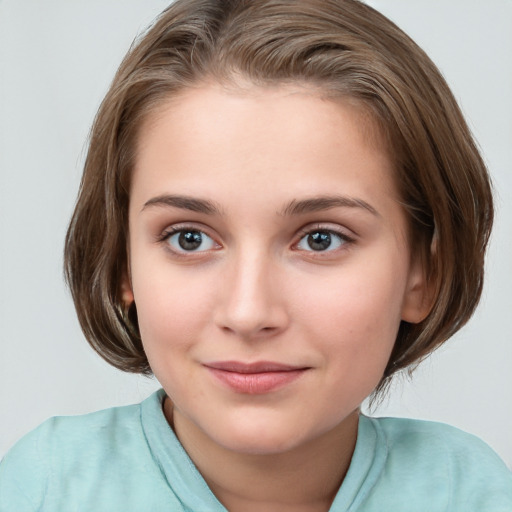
[159,222,217,239]
[295,222,356,239]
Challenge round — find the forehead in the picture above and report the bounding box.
[137,82,388,158]
[131,82,399,215]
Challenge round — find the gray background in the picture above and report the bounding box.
[1,0,511,467]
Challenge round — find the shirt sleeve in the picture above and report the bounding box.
[0,421,51,512]
[445,428,512,511]
[361,416,512,512]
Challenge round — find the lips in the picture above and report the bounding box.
[204,361,309,394]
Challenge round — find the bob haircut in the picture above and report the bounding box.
[64,0,493,394]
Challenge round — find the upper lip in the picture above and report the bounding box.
[204,361,308,373]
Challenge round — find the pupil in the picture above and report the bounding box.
[179,231,202,250]
[308,232,331,251]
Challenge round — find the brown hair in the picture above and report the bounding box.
[64,0,493,393]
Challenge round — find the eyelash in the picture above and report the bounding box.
[294,225,355,254]
[157,225,219,256]
[157,224,355,256]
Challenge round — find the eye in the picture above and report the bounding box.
[296,230,349,252]
[165,229,217,253]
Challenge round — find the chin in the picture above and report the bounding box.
[206,413,324,456]
[218,430,305,456]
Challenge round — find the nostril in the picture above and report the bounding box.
[218,321,284,338]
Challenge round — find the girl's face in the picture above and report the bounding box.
[125,83,428,455]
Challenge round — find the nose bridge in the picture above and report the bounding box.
[216,244,287,337]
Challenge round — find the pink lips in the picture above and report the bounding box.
[204,361,309,394]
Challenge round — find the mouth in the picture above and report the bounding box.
[204,361,310,394]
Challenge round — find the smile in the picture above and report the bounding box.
[204,361,310,394]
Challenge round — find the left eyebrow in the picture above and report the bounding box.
[280,195,380,217]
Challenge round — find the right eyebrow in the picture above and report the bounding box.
[141,194,223,215]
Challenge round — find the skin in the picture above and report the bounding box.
[122,83,430,511]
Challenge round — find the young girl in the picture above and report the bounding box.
[1,0,511,510]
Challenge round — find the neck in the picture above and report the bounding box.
[165,399,359,512]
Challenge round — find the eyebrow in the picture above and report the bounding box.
[280,195,380,217]
[141,193,379,217]
[142,195,222,215]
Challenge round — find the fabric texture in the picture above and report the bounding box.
[1,389,511,511]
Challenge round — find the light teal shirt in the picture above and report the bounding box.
[1,389,511,511]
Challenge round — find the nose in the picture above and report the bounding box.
[214,250,289,340]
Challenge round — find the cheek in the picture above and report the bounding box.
[294,258,406,366]
[131,261,215,359]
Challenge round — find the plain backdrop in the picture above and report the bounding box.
[1,0,511,467]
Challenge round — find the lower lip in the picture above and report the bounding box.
[206,368,307,394]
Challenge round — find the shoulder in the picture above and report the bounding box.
[1,399,144,465]
[364,416,512,511]
[374,415,508,469]
[0,398,159,512]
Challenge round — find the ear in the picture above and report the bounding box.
[120,258,134,307]
[120,238,134,306]
[401,255,434,324]
[120,272,134,306]
[120,274,134,306]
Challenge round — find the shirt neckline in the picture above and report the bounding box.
[140,389,386,512]
[141,389,227,511]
